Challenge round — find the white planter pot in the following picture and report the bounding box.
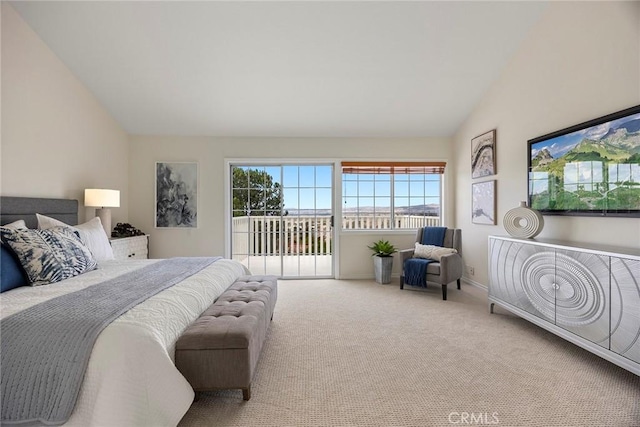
[373,256,393,284]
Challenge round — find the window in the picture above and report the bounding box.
[341,162,445,230]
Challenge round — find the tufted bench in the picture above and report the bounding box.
[175,275,277,401]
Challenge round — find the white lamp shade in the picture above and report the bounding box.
[84,189,120,208]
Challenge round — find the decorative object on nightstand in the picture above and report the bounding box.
[110,235,149,260]
[111,222,145,238]
[84,189,120,236]
[503,201,544,239]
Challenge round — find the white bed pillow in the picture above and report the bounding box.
[414,242,458,262]
[2,220,27,230]
[37,214,114,262]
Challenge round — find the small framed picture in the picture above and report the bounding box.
[155,162,198,228]
[472,180,496,225]
[471,129,496,178]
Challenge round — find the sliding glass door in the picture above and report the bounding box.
[230,164,333,278]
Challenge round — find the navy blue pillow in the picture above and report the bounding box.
[1,243,28,292]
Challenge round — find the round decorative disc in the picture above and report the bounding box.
[504,203,544,239]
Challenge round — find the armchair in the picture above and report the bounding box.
[399,228,463,300]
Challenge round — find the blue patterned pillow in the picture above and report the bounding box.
[0,226,97,286]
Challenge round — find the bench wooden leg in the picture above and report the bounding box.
[242,387,251,401]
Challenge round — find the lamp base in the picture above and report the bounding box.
[95,208,112,237]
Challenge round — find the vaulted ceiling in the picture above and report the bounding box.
[11,1,548,137]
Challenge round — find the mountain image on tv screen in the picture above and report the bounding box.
[529,109,640,214]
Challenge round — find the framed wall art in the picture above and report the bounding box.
[155,162,198,228]
[472,180,496,225]
[471,129,496,178]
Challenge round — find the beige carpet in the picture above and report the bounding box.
[179,280,640,427]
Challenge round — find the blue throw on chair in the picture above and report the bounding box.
[404,227,447,287]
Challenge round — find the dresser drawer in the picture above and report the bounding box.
[110,235,149,260]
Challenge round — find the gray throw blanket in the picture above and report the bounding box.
[1,257,220,426]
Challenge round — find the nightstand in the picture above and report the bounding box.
[110,235,149,260]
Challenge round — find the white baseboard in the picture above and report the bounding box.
[462,276,487,291]
[337,273,401,281]
[338,274,487,291]
[338,274,372,280]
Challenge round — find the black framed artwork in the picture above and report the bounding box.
[528,105,640,217]
[155,162,198,228]
[471,129,496,179]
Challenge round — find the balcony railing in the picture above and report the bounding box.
[232,215,440,257]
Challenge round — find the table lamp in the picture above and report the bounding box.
[84,189,120,236]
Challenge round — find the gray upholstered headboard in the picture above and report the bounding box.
[0,197,78,229]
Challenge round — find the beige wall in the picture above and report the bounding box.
[129,136,452,278]
[6,0,638,285]
[1,4,129,225]
[453,1,640,288]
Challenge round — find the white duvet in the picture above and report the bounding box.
[0,258,248,427]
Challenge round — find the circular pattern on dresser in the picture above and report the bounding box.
[519,252,556,319]
[520,252,605,327]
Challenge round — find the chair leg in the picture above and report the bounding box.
[457,279,461,290]
[400,275,404,290]
[442,284,447,300]
[242,387,251,401]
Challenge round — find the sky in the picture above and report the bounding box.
[237,165,333,211]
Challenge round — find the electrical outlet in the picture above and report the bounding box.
[468,266,475,276]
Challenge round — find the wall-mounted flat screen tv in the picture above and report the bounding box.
[528,105,640,217]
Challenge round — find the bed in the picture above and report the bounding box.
[0,197,249,426]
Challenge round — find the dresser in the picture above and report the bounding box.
[110,235,149,260]
[488,235,640,376]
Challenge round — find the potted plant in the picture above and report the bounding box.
[368,239,397,284]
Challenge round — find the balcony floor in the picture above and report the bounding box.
[233,254,333,278]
